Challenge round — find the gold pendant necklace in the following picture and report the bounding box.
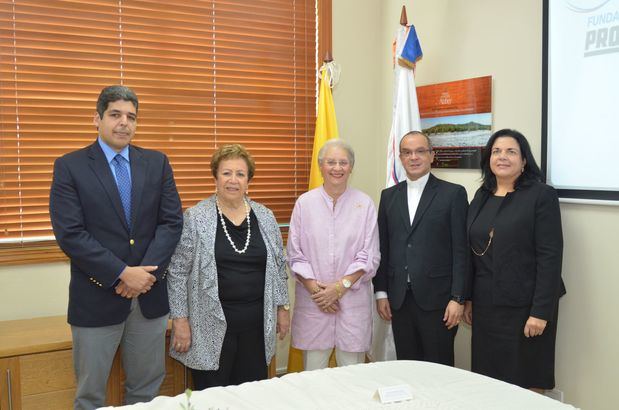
[471,227,494,256]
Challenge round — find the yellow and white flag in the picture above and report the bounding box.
[308,67,339,189]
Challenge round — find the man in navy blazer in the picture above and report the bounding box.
[373,131,469,366]
[49,85,183,409]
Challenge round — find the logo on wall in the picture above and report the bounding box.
[439,92,452,105]
[564,0,619,57]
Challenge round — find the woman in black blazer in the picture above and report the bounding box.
[463,129,565,392]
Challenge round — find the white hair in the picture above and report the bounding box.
[317,139,355,167]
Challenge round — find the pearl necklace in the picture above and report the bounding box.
[216,196,251,254]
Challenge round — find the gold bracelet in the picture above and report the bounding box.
[335,282,343,299]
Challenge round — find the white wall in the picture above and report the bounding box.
[0,262,69,320]
[332,0,383,201]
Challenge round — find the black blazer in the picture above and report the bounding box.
[50,141,183,327]
[467,181,565,321]
[373,173,469,311]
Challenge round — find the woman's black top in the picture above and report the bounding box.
[469,195,504,306]
[215,208,267,332]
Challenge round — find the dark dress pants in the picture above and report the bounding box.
[391,287,457,366]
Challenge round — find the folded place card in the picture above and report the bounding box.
[377,384,413,404]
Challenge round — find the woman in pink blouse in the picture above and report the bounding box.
[287,139,381,370]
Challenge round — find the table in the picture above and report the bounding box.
[108,360,574,410]
[102,360,577,409]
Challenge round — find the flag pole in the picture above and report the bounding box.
[372,7,423,362]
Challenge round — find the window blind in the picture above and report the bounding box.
[0,0,329,265]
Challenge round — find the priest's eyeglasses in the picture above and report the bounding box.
[400,148,432,158]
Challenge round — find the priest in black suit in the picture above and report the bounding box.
[373,131,469,366]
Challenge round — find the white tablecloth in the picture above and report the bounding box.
[103,360,577,409]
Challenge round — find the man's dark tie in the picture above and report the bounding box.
[113,154,131,227]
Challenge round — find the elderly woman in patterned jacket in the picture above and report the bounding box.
[167,144,290,389]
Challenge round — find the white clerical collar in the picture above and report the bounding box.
[406,172,430,189]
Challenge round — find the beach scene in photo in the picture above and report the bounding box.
[421,113,492,147]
